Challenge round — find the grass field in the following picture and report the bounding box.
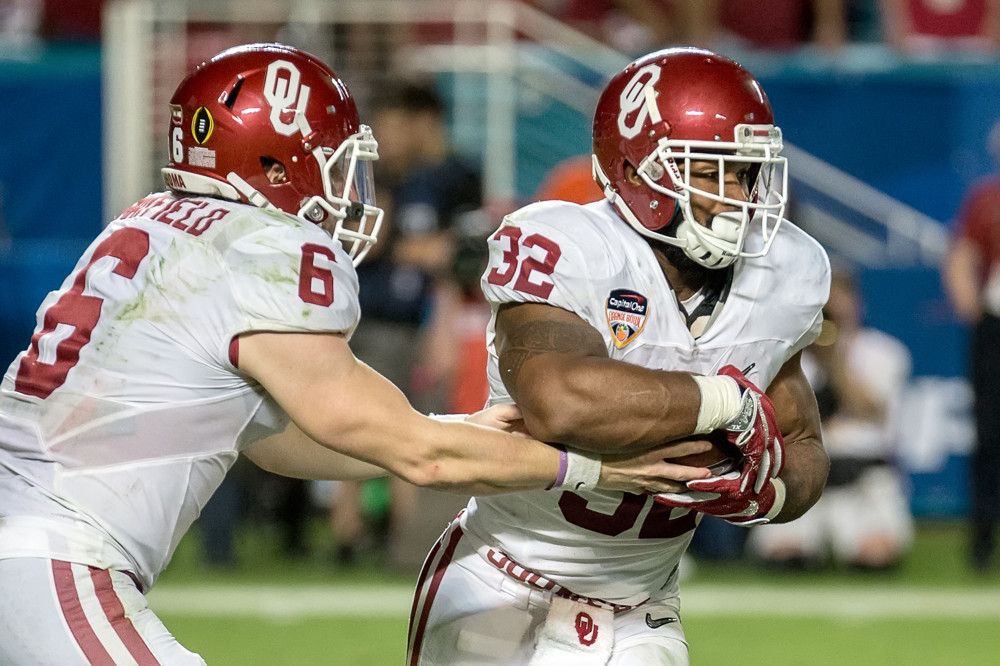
[152,519,1000,665]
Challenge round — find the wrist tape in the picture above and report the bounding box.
[549,447,601,491]
[692,375,742,434]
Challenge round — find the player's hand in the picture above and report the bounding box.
[652,470,786,525]
[465,403,529,437]
[717,364,784,494]
[653,364,787,524]
[597,440,714,494]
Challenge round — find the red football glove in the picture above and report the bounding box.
[653,365,787,526]
[654,471,787,526]
[717,364,784,493]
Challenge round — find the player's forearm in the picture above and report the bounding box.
[369,414,560,494]
[242,332,562,494]
[309,362,559,494]
[771,436,829,523]
[512,356,705,453]
[764,351,827,522]
[244,423,389,481]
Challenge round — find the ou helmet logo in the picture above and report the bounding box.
[617,63,661,140]
[264,60,313,137]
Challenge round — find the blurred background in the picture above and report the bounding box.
[2,1,1000,663]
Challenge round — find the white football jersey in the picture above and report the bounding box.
[463,199,830,606]
[0,193,360,591]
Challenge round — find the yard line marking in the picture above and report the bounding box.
[150,585,414,618]
[147,584,1000,619]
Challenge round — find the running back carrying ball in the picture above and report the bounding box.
[667,430,744,476]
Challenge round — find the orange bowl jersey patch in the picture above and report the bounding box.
[606,289,648,348]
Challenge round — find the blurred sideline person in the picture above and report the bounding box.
[749,269,914,571]
[0,43,710,665]
[531,0,856,55]
[408,48,831,666]
[329,80,485,569]
[881,0,1000,55]
[942,116,1000,573]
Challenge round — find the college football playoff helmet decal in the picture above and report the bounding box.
[162,43,383,264]
[592,47,787,269]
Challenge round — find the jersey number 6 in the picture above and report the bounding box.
[485,226,561,298]
[298,243,337,306]
[15,227,151,399]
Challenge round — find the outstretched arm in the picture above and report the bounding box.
[244,421,389,481]
[242,404,528,481]
[236,330,711,495]
[238,330,555,494]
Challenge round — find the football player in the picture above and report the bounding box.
[0,43,715,665]
[409,48,831,665]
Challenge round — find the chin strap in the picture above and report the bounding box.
[162,167,243,202]
[226,173,279,211]
[161,166,282,214]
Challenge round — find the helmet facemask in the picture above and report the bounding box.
[297,126,384,265]
[631,124,786,269]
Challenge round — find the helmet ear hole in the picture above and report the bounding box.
[623,163,643,187]
[260,157,287,184]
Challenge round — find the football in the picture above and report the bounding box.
[666,430,743,475]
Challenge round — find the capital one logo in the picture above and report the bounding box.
[617,63,661,140]
[264,60,312,136]
[575,612,598,646]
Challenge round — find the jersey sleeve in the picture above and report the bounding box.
[223,218,361,337]
[751,220,830,359]
[782,226,830,356]
[480,201,615,320]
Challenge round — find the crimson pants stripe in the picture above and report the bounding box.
[90,567,161,665]
[53,560,117,665]
[407,536,444,642]
[52,561,161,665]
[407,521,464,666]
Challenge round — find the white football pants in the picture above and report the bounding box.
[407,519,690,666]
[0,557,205,665]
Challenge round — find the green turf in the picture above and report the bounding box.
[158,616,408,665]
[684,617,1000,665]
[153,518,1000,665]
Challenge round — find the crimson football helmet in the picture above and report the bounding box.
[592,48,786,269]
[162,43,383,264]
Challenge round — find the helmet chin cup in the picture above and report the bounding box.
[678,210,747,269]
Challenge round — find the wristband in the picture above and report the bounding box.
[547,446,569,490]
[550,448,601,491]
[692,375,742,434]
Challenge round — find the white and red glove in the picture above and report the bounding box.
[655,365,786,525]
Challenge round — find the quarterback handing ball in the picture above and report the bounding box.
[667,430,743,476]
